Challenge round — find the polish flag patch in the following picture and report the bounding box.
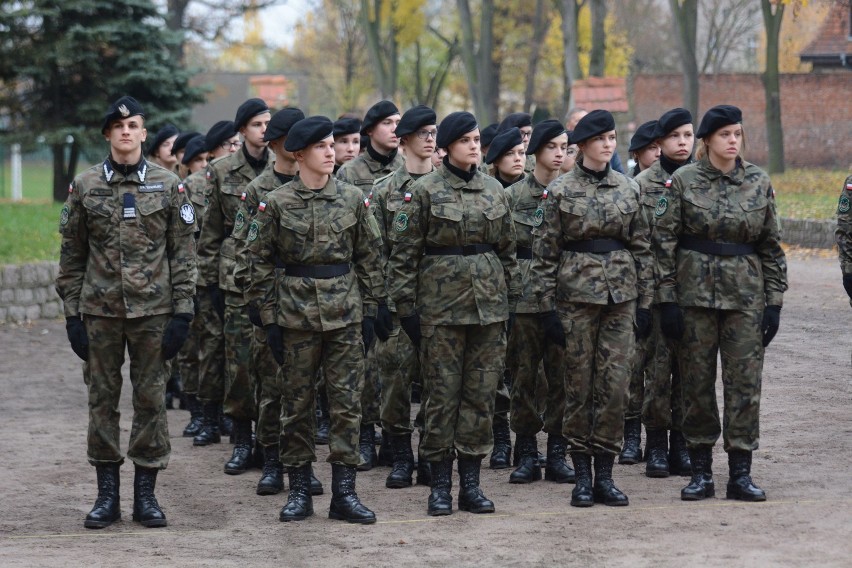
[665,179,672,188]
[178,183,185,193]
[206,171,212,181]
[542,189,549,200]
[847,184,852,191]
[404,192,412,202]
[364,197,371,207]
[68,184,74,193]
[241,192,247,201]
[258,201,266,212]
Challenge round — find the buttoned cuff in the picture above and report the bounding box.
[363,302,378,319]
[174,298,194,315]
[657,286,677,304]
[765,291,784,308]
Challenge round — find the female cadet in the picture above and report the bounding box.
[654,105,786,502]
[147,124,179,171]
[531,110,654,508]
[484,127,526,188]
[333,116,361,174]
[628,120,660,177]
[387,111,521,516]
[559,134,579,175]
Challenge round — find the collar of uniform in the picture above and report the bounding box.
[527,172,546,197]
[102,156,149,184]
[698,156,745,185]
[575,158,617,187]
[438,163,485,190]
[362,151,393,174]
[644,160,669,186]
[291,175,339,200]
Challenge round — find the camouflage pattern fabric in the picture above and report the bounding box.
[176,314,200,395]
[834,174,852,300]
[641,309,684,430]
[507,173,546,314]
[336,151,405,195]
[254,324,282,446]
[378,314,423,436]
[195,287,226,404]
[624,330,647,421]
[222,296,256,421]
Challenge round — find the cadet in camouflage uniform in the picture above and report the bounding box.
[333,116,362,175]
[372,105,436,489]
[531,110,654,508]
[336,100,404,468]
[497,112,535,174]
[197,99,271,474]
[505,120,575,485]
[654,105,787,502]
[56,96,197,529]
[835,174,852,305]
[247,116,391,524]
[388,111,521,516]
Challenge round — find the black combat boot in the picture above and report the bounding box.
[84,464,121,529]
[544,435,576,483]
[489,418,512,469]
[645,428,670,478]
[256,444,285,496]
[378,429,394,467]
[593,452,629,506]
[224,419,253,475]
[458,459,495,514]
[182,394,203,438]
[193,402,221,446]
[427,458,453,516]
[668,430,692,476]
[309,465,324,495]
[681,446,715,501]
[509,435,542,484]
[357,424,377,471]
[132,466,167,527]
[279,464,313,521]
[619,418,643,464]
[315,391,330,445]
[726,450,766,502]
[386,434,415,488]
[570,453,594,507]
[329,464,376,524]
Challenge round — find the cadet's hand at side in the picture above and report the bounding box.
[161,313,193,360]
[400,313,421,348]
[374,302,393,342]
[761,305,781,347]
[206,283,225,320]
[265,324,284,366]
[65,315,89,361]
[248,303,263,328]
[539,311,566,348]
[635,308,652,340]
[659,302,685,340]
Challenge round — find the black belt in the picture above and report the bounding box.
[424,244,495,256]
[562,239,625,253]
[679,236,755,256]
[284,264,350,278]
[516,246,533,260]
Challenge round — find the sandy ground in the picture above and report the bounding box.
[1,253,850,567]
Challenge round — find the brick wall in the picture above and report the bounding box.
[633,74,852,169]
[1,262,62,323]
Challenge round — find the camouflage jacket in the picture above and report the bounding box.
[246,176,385,331]
[507,173,547,314]
[387,163,521,326]
[835,175,852,274]
[654,157,787,309]
[531,162,655,311]
[56,158,197,318]
[183,168,209,236]
[633,160,672,304]
[335,151,405,195]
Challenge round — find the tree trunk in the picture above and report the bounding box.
[457,0,497,123]
[165,0,191,63]
[589,0,606,77]
[761,0,785,174]
[51,141,78,203]
[669,0,699,118]
[558,0,583,118]
[523,0,551,112]
[360,0,390,98]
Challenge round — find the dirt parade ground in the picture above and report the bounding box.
[0,252,850,567]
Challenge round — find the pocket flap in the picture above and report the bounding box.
[683,189,714,209]
[331,212,358,233]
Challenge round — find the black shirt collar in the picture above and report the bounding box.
[659,153,692,175]
[242,144,269,176]
[443,155,476,182]
[579,161,608,182]
[367,142,398,166]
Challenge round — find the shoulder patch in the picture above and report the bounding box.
[533,207,544,226]
[59,205,70,226]
[248,221,260,242]
[655,196,669,217]
[838,195,850,214]
[394,212,409,233]
[180,203,196,224]
[234,210,245,232]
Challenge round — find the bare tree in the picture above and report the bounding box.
[411,27,459,108]
[699,0,761,73]
[359,0,399,98]
[761,0,786,173]
[557,0,583,118]
[669,0,699,118]
[523,0,552,112]
[588,0,606,77]
[457,0,500,123]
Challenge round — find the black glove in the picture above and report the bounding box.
[761,305,781,347]
[400,313,422,348]
[162,313,193,360]
[635,307,652,340]
[843,273,852,300]
[374,302,393,342]
[206,283,225,320]
[265,324,284,366]
[193,295,200,316]
[248,304,263,328]
[507,312,516,335]
[362,317,376,354]
[540,311,566,348]
[65,316,89,361]
[659,302,685,340]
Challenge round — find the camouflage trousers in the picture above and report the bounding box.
[507,314,566,436]
[176,295,202,395]
[625,325,648,421]
[82,314,171,469]
[641,307,684,430]
[360,342,381,426]
[223,293,256,421]
[678,307,763,452]
[276,323,365,467]
[378,314,424,436]
[254,324,282,447]
[561,300,635,456]
[419,322,507,462]
[493,373,511,426]
[196,287,225,404]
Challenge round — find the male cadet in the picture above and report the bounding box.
[56,96,197,529]
[197,98,271,474]
[372,105,436,488]
[336,100,405,468]
[190,120,240,445]
[171,131,202,178]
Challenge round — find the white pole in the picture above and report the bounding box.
[11,143,22,202]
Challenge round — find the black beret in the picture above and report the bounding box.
[629,120,660,152]
[696,105,742,139]
[234,98,270,129]
[284,116,335,152]
[480,123,499,148]
[656,108,693,137]
[361,100,400,134]
[526,119,567,155]
[181,136,207,165]
[570,109,615,144]
[204,121,237,152]
[395,105,437,138]
[333,117,361,138]
[171,131,201,156]
[436,111,478,149]
[146,124,179,156]
[264,108,305,142]
[101,95,144,134]
[485,127,523,165]
[497,112,532,132]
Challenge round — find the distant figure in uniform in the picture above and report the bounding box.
[497,112,535,174]
[565,108,625,174]
[147,123,179,171]
[56,96,197,529]
[559,133,579,175]
[333,116,362,174]
[835,174,852,304]
[478,123,499,169]
[627,120,660,177]
[654,105,787,502]
[484,127,526,188]
[171,131,202,179]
